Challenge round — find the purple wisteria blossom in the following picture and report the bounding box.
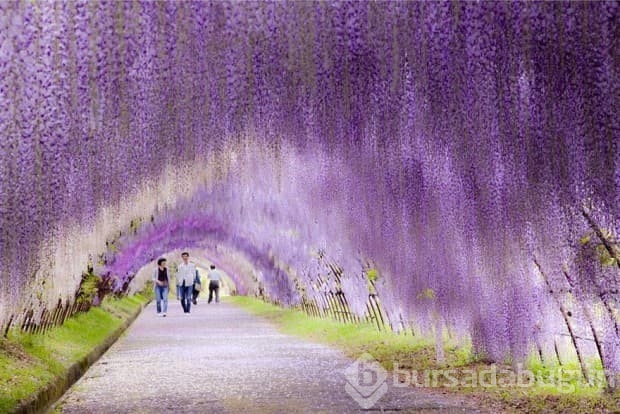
[0,1,617,387]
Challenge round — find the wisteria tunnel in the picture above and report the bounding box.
[0,0,618,392]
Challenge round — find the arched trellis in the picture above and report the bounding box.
[0,0,618,390]
[1,208,393,339]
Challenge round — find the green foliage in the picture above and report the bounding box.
[580,234,591,245]
[366,268,379,282]
[129,217,143,234]
[107,240,118,253]
[0,294,148,413]
[596,244,617,267]
[143,280,155,298]
[365,268,379,294]
[76,271,101,305]
[580,230,619,267]
[0,339,54,413]
[417,288,436,300]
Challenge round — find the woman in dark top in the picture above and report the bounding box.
[153,258,169,316]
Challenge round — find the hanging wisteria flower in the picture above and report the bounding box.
[0,0,617,388]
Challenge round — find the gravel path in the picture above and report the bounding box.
[51,298,489,413]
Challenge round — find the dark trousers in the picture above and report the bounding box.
[180,285,193,313]
[208,280,220,303]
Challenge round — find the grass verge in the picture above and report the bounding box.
[226,296,620,414]
[0,293,149,413]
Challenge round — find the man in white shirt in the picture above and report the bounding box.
[207,264,222,304]
[176,252,196,313]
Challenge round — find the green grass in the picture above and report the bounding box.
[0,293,149,413]
[0,339,54,413]
[227,296,620,414]
[227,296,463,367]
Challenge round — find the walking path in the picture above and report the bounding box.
[52,298,488,413]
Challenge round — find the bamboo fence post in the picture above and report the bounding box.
[534,258,589,382]
[35,309,46,335]
[3,315,13,337]
[553,337,563,366]
[562,270,616,389]
[371,295,387,330]
[21,309,33,332]
[328,292,343,323]
[366,295,383,331]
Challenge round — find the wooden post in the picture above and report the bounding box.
[534,258,588,382]
[335,291,351,323]
[581,209,620,269]
[61,301,71,324]
[326,292,337,322]
[70,300,79,318]
[366,295,383,331]
[35,309,47,335]
[366,302,378,327]
[52,300,63,327]
[307,300,315,317]
[311,300,320,318]
[21,309,33,332]
[370,295,387,330]
[313,300,322,318]
[341,292,361,323]
[562,270,616,390]
[3,315,13,337]
[554,337,563,366]
[328,292,344,323]
[580,209,620,337]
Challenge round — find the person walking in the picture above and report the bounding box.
[192,269,201,305]
[153,258,169,317]
[207,264,221,304]
[176,252,196,314]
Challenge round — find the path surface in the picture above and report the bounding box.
[52,298,488,413]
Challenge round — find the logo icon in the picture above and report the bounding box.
[344,353,388,409]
